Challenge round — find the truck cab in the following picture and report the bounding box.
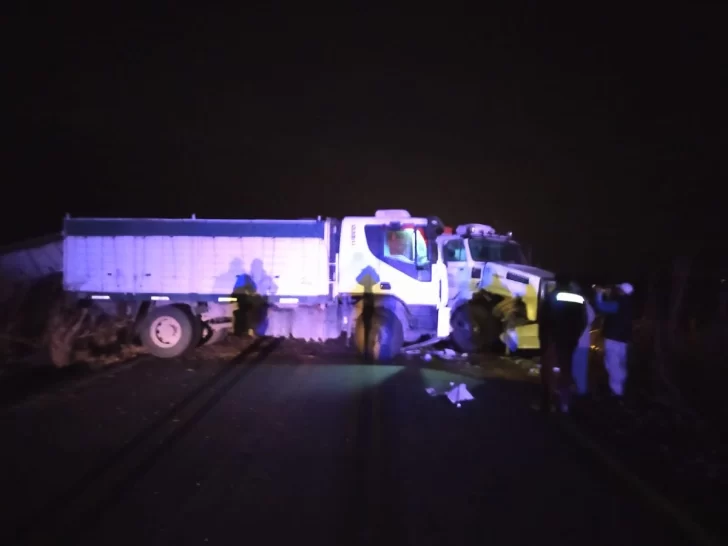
[338,210,450,354]
[438,223,554,353]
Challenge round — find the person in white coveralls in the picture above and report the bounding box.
[593,283,634,397]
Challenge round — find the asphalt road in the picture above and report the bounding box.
[0,338,696,546]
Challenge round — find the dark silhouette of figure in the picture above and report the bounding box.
[356,265,379,362]
[538,276,587,413]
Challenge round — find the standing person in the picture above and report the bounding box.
[536,299,557,413]
[594,282,634,398]
[571,284,596,398]
[536,276,588,413]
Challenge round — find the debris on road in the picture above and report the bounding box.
[405,347,468,361]
[425,381,475,407]
[401,336,469,362]
[498,355,548,378]
[526,364,560,377]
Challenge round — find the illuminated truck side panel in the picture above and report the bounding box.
[62,218,333,302]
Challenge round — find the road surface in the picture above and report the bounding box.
[0,338,696,546]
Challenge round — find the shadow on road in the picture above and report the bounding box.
[332,362,694,546]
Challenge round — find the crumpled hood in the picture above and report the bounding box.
[477,262,555,316]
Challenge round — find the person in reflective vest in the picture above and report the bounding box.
[537,277,588,413]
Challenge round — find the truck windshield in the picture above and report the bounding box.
[468,238,526,264]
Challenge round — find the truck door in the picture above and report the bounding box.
[442,238,469,305]
[360,223,438,306]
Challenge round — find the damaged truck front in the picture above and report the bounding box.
[438,223,554,353]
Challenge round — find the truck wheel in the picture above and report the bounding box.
[354,309,404,362]
[140,305,198,358]
[451,303,498,354]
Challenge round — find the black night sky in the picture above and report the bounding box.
[5,6,725,280]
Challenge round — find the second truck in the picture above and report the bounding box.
[437,223,555,353]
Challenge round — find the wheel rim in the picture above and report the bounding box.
[453,310,484,349]
[149,316,183,348]
[454,312,476,335]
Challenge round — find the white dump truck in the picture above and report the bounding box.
[62,210,451,361]
[437,223,554,353]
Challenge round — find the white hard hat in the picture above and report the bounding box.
[618,282,634,295]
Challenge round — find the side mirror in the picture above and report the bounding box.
[425,215,445,238]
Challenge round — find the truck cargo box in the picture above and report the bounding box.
[62,217,338,303]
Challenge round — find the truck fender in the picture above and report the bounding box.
[450,298,471,316]
[450,290,475,308]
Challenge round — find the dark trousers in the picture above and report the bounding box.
[540,336,578,409]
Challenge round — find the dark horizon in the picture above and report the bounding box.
[5,7,725,280]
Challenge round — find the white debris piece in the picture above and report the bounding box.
[424,382,475,407]
[445,383,474,406]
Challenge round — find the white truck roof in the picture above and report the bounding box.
[374,209,412,219]
[455,223,496,237]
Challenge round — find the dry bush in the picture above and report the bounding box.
[46,302,143,369]
[46,303,88,368]
[1,274,64,363]
[0,272,140,370]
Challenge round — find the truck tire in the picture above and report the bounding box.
[354,309,404,362]
[450,303,499,354]
[140,305,198,358]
